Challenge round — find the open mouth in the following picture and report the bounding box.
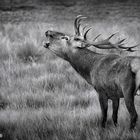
[44,42,50,48]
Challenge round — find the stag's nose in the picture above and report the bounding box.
[45,30,53,37]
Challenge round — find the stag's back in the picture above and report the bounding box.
[89,54,137,98]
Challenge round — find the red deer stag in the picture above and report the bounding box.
[44,15,140,130]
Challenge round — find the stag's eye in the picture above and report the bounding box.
[61,36,69,41]
[74,38,81,41]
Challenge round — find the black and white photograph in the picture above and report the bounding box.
[0,0,140,139]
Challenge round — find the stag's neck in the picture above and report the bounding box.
[66,48,102,84]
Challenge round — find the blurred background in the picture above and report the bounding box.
[0,0,140,23]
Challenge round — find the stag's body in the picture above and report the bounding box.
[44,16,140,129]
[68,48,136,97]
[66,48,139,128]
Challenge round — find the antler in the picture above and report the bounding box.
[86,33,139,52]
[84,28,92,40]
[74,15,92,40]
[74,15,87,36]
[74,15,139,52]
[117,44,139,52]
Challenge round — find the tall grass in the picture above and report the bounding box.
[0,16,140,140]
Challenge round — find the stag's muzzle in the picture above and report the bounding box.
[44,30,53,48]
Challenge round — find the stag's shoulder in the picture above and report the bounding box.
[98,54,121,66]
[97,54,136,71]
[91,54,120,73]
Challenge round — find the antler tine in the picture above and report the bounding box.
[117,39,126,45]
[77,23,81,35]
[83,25,88,32]
[93,33,117,46]
[107,33,116,40]
[74,15,81,35]
[74,15,87,36]
[84,28,92,40]
[130,44,139,48]
[93,34,101,41]
[111,39,126,48]
[118,44,139,50]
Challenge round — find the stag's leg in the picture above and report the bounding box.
[112,99,119,126]
[99,95,108,128]
[124,93,138,130]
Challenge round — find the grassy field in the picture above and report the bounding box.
[0,5,140,140]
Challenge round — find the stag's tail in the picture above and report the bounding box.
[131,58,140,96]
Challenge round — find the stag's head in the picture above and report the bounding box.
[44,15,93,59]
[44,15,138,59]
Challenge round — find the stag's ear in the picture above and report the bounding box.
[61,35,70,41]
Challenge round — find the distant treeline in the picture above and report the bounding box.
[0,0,139,10]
